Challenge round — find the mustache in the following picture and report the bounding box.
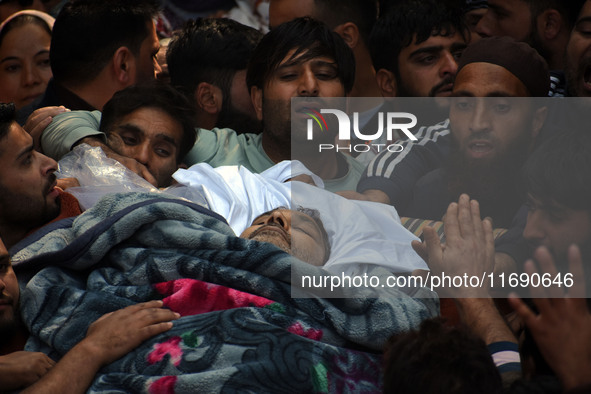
[44,173,57,194]
[466,131,495,143]
[0,294,14,305]
[429,76,454,97]
[248,223,291,244]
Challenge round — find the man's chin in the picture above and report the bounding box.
[0,314,18,347]
[43,198,62,224]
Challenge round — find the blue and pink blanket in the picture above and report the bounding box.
[13,192,437,393]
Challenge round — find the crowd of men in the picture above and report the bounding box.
[1,0,591,392]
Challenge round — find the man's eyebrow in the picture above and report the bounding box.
[0,253,10,266]
[155,133,177,146]
[0,56,18,64]
[16,144,34,161]
[451,91,517,97]
[487,3,508,14]
[527,195,566,214]
[293,212,319,229]
[115,123,144,135]
[409,46,444,58]
[450,42,467,51]
[576,17,591,27]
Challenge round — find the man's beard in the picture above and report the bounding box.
[0,173,61,234]
[0,299,20,349]
[447,133,531,226]
[217,96,262,134]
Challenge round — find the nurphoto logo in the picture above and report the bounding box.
[306,109,416,153]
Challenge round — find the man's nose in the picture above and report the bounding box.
[439,52,458,78]
[469,100,492,133]
[298,71,319,97]
[40,152,58,176]
[265,210,291,231]
[523,210,545,243]
[132,144,151,166]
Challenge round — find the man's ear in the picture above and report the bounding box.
[112,46,135,86]
[333,22,359,49]
[177,162,188,170]
[375,69,397,97]
[531,105,548,141]
[194,82,222,115]
[251,85,263,121]
[537,9,562,41]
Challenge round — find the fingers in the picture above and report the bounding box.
[532,247,563,299]
[113,301,180,330]
[482,216,495,257]
[457,194,473,238]
[443,201,460,240]
[508,292,539,329]
[24,106,70,150]
[56,177,81,190]
[567,244,586,298]
[470,199,484,241]
[137,321,175,341]
[411,239,428,263]
[139,167,158,187]
[523,259,553,313]
[423,226,443,271]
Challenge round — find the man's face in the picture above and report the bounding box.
[0,239,19,341]
[268,0,316,30]
[395,32,467,97]
[465,8,487,43]
[106,107,184,188]
[449,63,538,164]
[475,0,533,41]
[524,196,591,264]
[0,123,60,236]
[566,0,591,97]
[217,70,262,133]
[240,208,329,266]
[254,48,345,145]
[133,21,161,84]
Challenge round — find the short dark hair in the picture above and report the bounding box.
[0,103,15,145]
[383,318,502,394]
[50,0,160,86]
[99,82,197,163]
[523,129,591,212]
[310,0,378,46]
[246,17,355,94]
[369,0,469,74]
[296,206,331,263]
[522,0,586,29]
[0,14,52,47]
[167,18,262,103]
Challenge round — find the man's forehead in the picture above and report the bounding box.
[0,122,31,152]
[118,107,182,137]
[487,0,524,14]
[452,62,530,96]
[528,194,569,213]
[411,29,465,47]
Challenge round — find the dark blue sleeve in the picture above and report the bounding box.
[357,122,450,212]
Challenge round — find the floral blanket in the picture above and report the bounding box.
[13,192,437,393]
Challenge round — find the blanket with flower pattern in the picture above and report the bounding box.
[13,192,437,393]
